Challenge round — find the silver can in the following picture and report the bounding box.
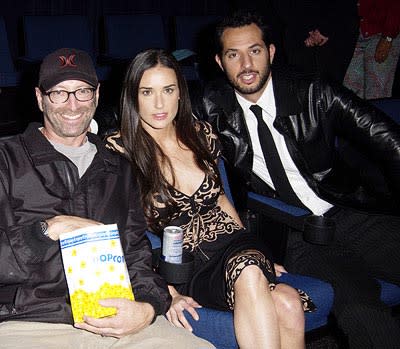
[162,226,183,264]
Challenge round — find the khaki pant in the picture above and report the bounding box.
[0,316,215,349]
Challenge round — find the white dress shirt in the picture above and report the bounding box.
[235,79,333,215]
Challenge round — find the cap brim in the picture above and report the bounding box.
[40,71,98,91]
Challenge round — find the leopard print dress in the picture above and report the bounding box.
[151,121,315,312]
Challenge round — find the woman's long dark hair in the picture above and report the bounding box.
[120,49,217,231]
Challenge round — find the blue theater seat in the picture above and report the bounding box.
[101,14,167,64]
[0,17,21,136]
[172,15,220,82]
[18,15,110,81]
[21,15,94,63]
[0,17,19,87]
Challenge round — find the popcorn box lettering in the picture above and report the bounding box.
[60,224,134,323]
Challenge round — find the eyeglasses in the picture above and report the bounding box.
[42,87,96,104]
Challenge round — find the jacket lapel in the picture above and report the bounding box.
[271,67,310,136]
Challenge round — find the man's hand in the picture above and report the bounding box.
[46,215,102,240]
[305,29,329,47]
[375,37,392,63]
[166,294,202,332]
[74,299,155,338]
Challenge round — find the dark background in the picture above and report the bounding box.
[1,0,399,137]
[0,0,273,136]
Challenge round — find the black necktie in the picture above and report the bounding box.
[249,104,306,208]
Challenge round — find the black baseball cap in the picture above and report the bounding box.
[39,48,98,91]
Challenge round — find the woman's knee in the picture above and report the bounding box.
[272,284,305,327]
[235,265,269,293]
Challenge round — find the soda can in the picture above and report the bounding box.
[162,226,183,264]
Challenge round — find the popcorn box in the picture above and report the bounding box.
[60,224,134,323]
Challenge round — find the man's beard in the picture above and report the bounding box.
[43,103,95,138]
[226,63,271,96]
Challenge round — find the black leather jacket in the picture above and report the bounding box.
[0,123,171,323]
[194,68,400,215]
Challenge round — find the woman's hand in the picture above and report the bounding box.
[304,29,329,47]
[375,38,392,63]
[274,263,288,277]
[166,294,202,332]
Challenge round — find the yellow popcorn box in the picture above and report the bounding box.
[60,224,134,323]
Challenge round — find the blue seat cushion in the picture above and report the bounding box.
[280,273,334,330]
[103,15,166,60]
[23,15,93,61]
[371,98,400,124]
[146,231,161,249]
[186,272,334,349]
[379,279,400,307]
[0,72,19,87]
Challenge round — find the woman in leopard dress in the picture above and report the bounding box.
[112,49,313,349]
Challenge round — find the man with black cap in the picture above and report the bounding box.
[0,48,214,349]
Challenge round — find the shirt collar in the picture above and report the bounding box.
[235,78,276,118]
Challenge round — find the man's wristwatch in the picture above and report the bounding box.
[40,220,49,237]
[385,36,393,42]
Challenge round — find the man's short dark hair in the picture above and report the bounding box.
[215,11,272,57]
